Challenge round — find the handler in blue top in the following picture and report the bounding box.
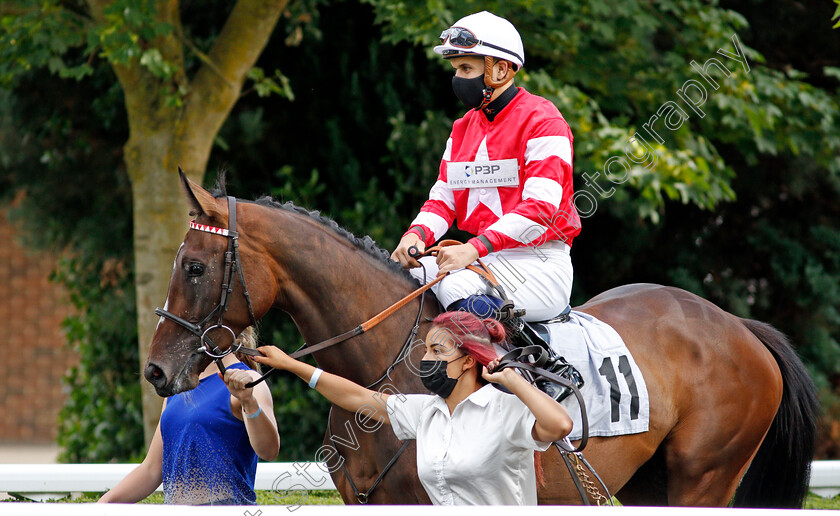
[99,328,279,505]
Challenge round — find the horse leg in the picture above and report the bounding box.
[661,325,782,506]
[662,375,780,505]
[661,421,759,505]
[614,446,668,505]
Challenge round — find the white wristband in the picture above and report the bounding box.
[309,368,324,389]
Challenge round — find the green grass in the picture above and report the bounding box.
[806,493,840,509]
[0,490,345,505]
[3,491,839,507]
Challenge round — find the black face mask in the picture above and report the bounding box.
[452,75,492,109]
[419,355,468,398]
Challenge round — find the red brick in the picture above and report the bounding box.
[0,210,77,444]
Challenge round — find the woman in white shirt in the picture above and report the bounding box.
[253,311,572,505]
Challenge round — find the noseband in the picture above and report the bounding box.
[154,196,258,375]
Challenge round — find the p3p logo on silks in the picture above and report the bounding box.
[447,159,519,188]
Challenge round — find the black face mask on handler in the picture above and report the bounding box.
[419,355,469,398]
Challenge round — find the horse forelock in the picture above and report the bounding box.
[252,196,421,285]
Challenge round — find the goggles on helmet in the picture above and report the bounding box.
[439,27,524,65]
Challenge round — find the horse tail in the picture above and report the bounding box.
[733,318,819,508]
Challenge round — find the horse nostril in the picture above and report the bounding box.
[144,363,167,388]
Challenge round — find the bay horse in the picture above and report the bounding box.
[146,172,818,507]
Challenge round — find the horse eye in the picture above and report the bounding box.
[185,262,205,277]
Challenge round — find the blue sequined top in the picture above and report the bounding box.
[161,362,258,505]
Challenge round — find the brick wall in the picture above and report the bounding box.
[0,210,76,443]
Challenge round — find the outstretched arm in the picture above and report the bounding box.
[98,409,165,503]
[253,346,391,426]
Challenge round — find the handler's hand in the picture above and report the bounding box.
[481,358,518,386]
[435,243,479,276]
[221,368,256,402]
[391,233,425,269]
[253,345,297,372]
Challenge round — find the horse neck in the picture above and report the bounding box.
[262,209,432,386]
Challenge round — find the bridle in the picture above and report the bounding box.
[152,197,513,387]
[151,194,438,504]
[154,195,259,376]
[152,194,447,384]
[151,197,603,504]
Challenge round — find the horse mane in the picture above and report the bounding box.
[207,172,419,284]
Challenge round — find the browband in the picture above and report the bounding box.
[189,220,230,236]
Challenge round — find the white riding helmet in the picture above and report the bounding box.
[434,11,525,70]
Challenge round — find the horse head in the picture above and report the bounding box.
[144,170,277,396]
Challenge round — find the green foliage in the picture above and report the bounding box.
[212,0,455,251]
[367,0,840,221]
[833,0,840,29]
[0,0,182,104]
[2,0,840,461]
[246,67,295,100]
[55,256,143,463]
[96,1,173,66]
[0,1,92,83]
[0,61,141,461]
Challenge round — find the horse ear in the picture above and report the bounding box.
[178,166,225,220]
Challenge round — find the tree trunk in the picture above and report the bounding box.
[126,133,207,444]
[86,0,288,444]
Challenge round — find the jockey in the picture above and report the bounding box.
[391,11,581,326]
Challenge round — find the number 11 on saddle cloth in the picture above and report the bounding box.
[533,310,650,441]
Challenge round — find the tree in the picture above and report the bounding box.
[4,0,840,461]
[1,0,452,461]
[363,0,840,451]
[364,0,840,452]
[1,0,289,442]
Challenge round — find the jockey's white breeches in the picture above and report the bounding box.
[409,240,573,322]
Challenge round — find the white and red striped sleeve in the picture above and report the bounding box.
[404,137,457,247]
[468,119,573,256]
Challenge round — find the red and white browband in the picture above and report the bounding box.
[189,220,229,237]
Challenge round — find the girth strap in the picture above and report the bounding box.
[559,448,592,505]
[557,445,613,505]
